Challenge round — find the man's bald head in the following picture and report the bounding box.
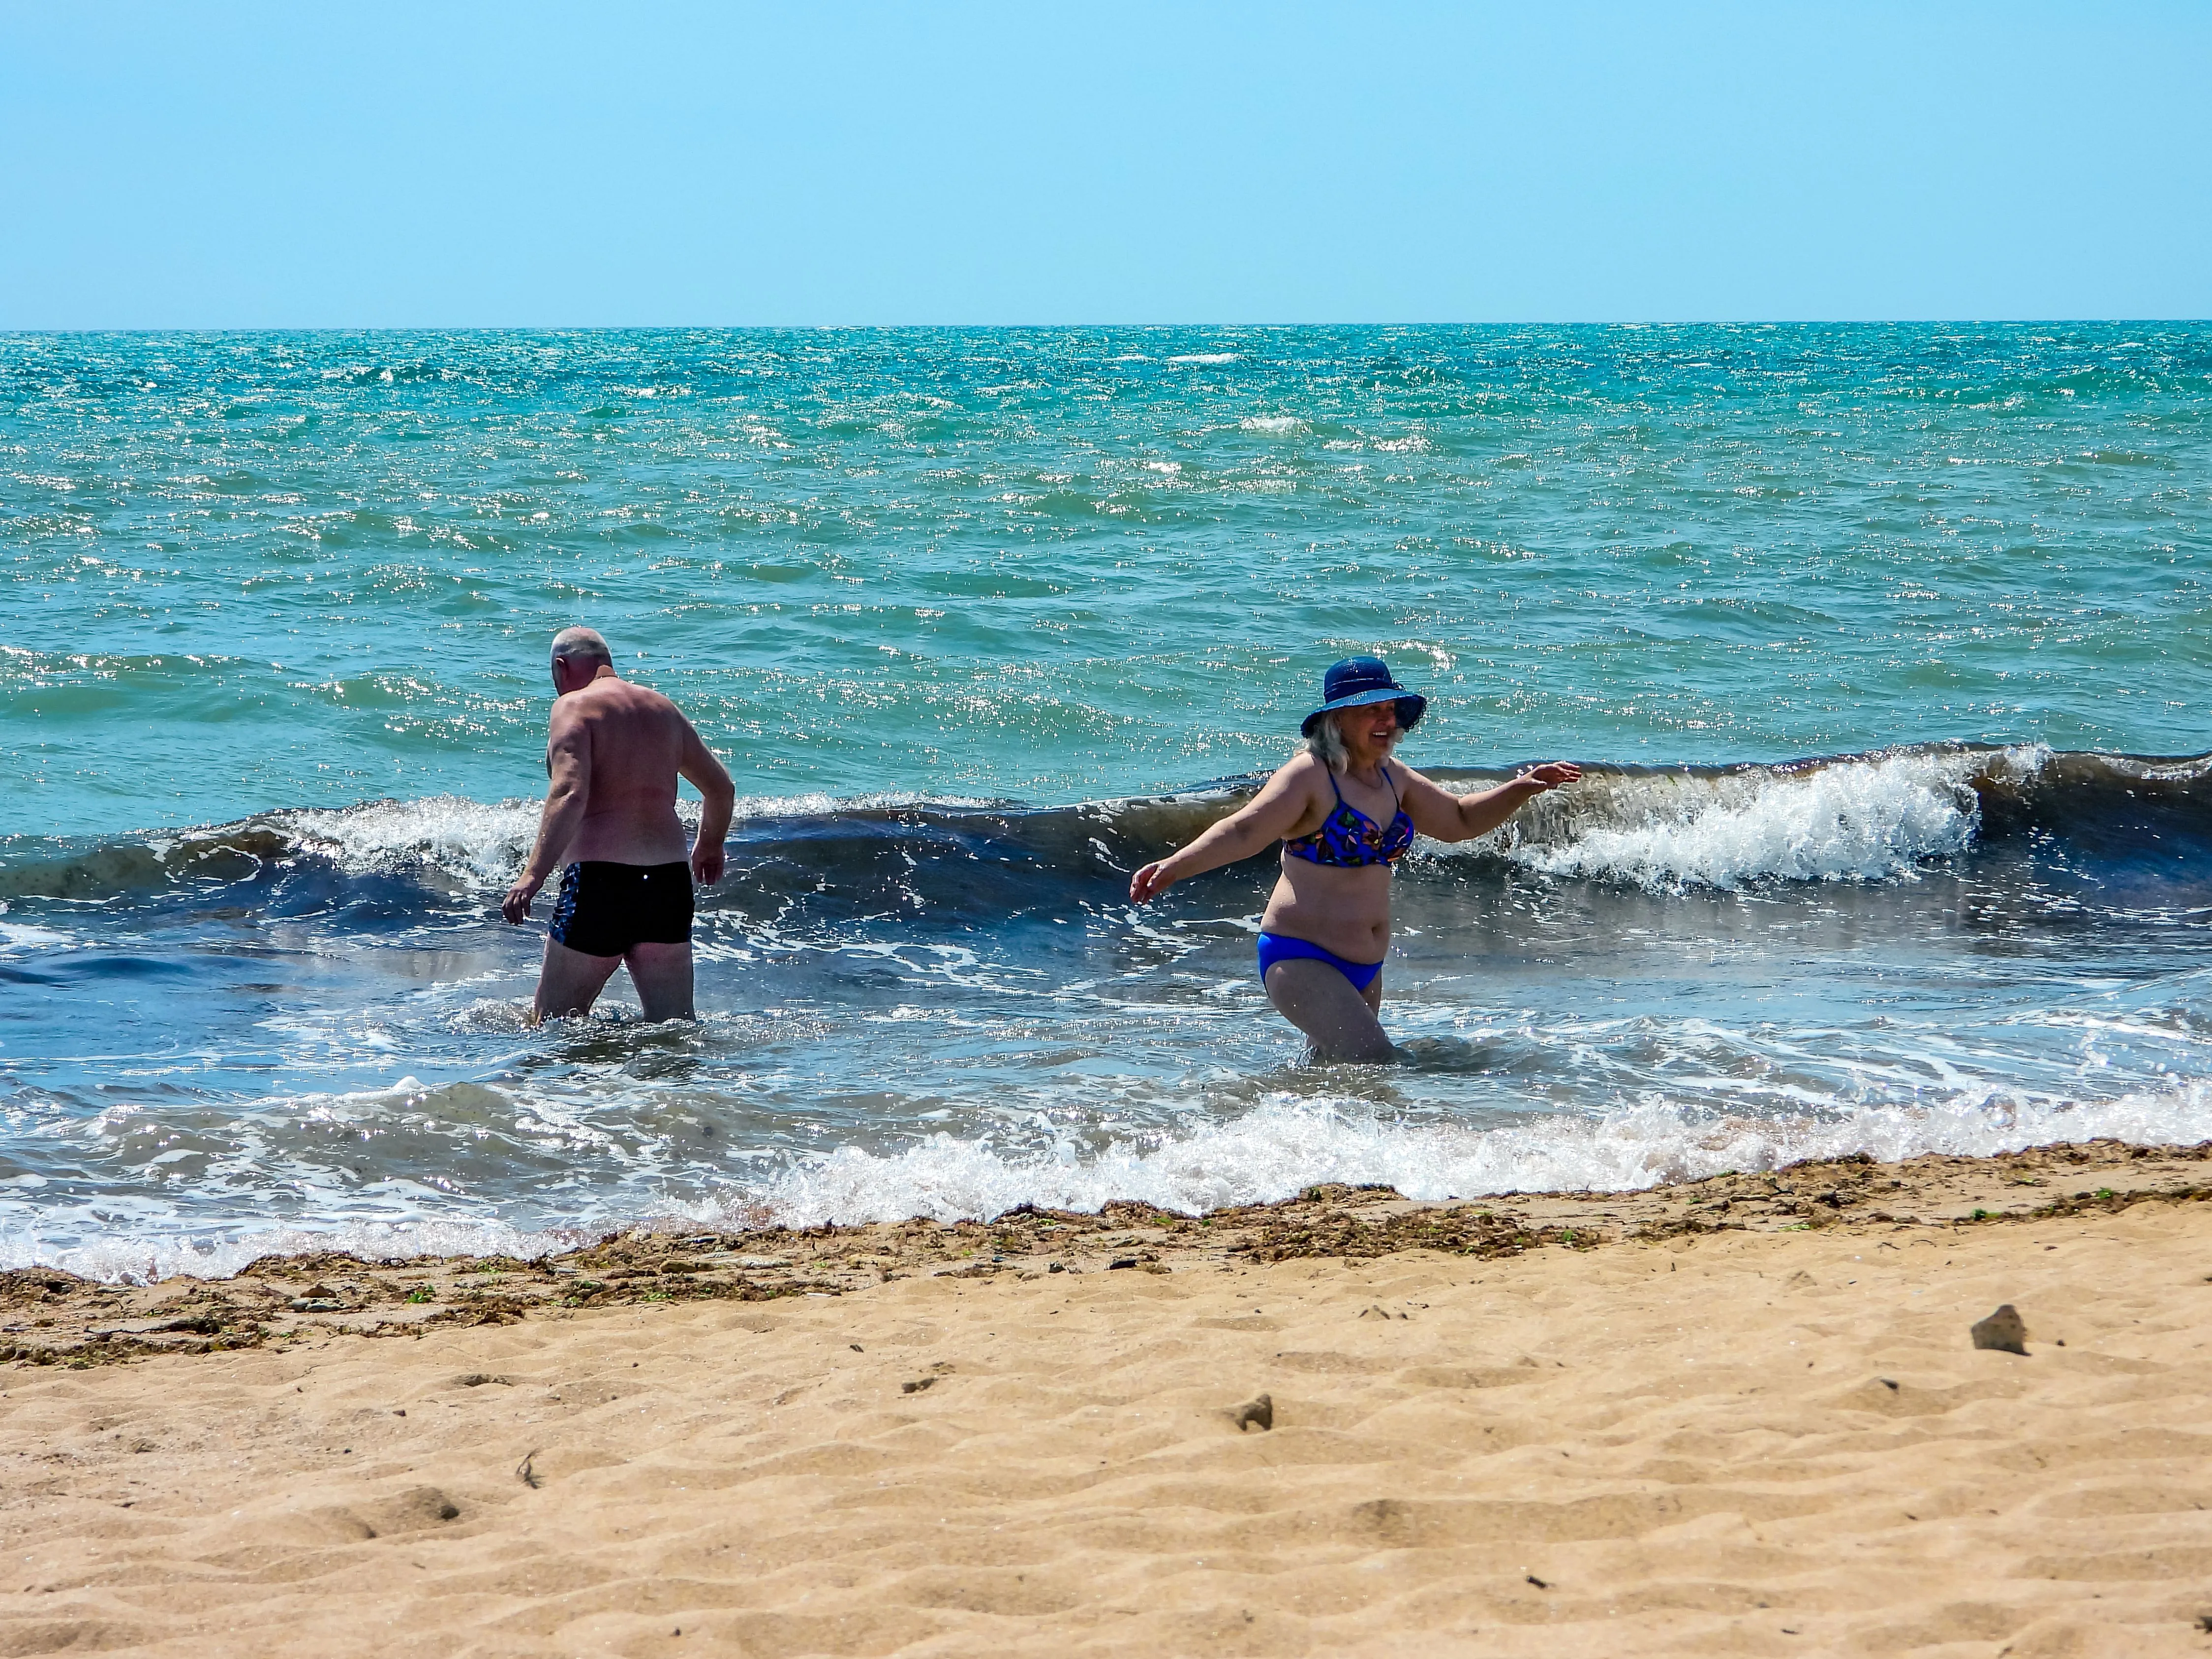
[552,626,612,667]
[549,626,614,693]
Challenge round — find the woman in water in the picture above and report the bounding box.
[1129,657,1580,1063]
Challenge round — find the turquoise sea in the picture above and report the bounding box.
[2,324,2208,1275]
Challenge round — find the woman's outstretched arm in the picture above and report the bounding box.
[1129,758,1322,903]
[1396,761,1580,844]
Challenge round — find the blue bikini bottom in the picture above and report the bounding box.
[1256,931,1383,993]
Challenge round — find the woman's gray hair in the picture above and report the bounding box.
[1302,715,1348,773]
[1301,708,1400,773]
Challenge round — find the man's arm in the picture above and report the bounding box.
[1397,761,1580,844]
[501,708,592,923]
[677,719,736,886]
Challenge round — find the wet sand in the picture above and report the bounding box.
[4,1139,2211,1656]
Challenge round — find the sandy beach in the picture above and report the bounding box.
[4,1139,2211,1658]
[9,9,2210,1654]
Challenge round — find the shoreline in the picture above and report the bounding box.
[5,1137,2212,1654]
[6,1137,2207,1367]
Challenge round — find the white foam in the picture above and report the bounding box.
[1476,749,2021,890]
[0,922,72,952]
[278,797,540,889]
[1241,415,1307,433]
[269,790,1001,889]
[0,1217,579,1286]
[739,1078,2212,1226]
[12,1076,2208,1281]
[1167,353,1240,366]
[726,790,999,821]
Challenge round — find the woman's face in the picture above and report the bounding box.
[1337,702,1400,761]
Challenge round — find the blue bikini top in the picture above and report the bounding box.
[1283,764,1416,868]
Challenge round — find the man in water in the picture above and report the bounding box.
[500,626,735,1023]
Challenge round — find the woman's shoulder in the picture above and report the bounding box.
[1261,749,1336,808]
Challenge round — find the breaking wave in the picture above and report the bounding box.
[12,1079,2210,1281]
[741,1078,2212,1227]
[1470,746,1993,889]
[3,743,2203,913]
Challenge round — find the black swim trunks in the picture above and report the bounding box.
[547,860,694,957]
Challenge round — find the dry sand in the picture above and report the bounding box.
[4,1139,2212,1657]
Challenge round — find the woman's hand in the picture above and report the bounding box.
[1129,860,1175,904]
[1398,759,1584,843]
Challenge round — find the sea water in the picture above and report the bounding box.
[2,325,2208,1278]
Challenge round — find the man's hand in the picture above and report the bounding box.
[1129,860,1174,904]
[1518,762,1582,792]
[501,873,546,924]
[691,839,725,887]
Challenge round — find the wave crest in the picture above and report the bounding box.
[281,797,540,888]
[3,744,2205,908]
[1467,747,1999,890]
[15,1082,2209,1280]
[710,1081,2212,1227]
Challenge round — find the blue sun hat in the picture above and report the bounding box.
[1300,656,1427,737]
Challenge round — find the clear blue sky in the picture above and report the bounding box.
[3,1,2207,327]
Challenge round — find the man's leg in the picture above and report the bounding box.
[623,941,696,1022]
[534,939,623,1024]
[1263,958,1395,1064]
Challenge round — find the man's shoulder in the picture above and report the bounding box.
[563,677,662,709]
[556,678,691,741]
[600,679,692,731]
[628,683,689,723]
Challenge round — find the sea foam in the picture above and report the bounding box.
[737,1078,2212,1228]
[1465,747,2015,890]
[14,1076,2202,1283]
[280,797,540,888]
[270,790,998,891]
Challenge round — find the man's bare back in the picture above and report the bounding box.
[500,627,735,1023]
[544,676,703,867]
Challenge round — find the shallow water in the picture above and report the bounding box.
[2,326,2209,1276]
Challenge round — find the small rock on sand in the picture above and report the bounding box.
[1970,1304,2029,1355]
[1230,1393,1273,1432]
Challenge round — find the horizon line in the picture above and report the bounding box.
[3,316,2208,337]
